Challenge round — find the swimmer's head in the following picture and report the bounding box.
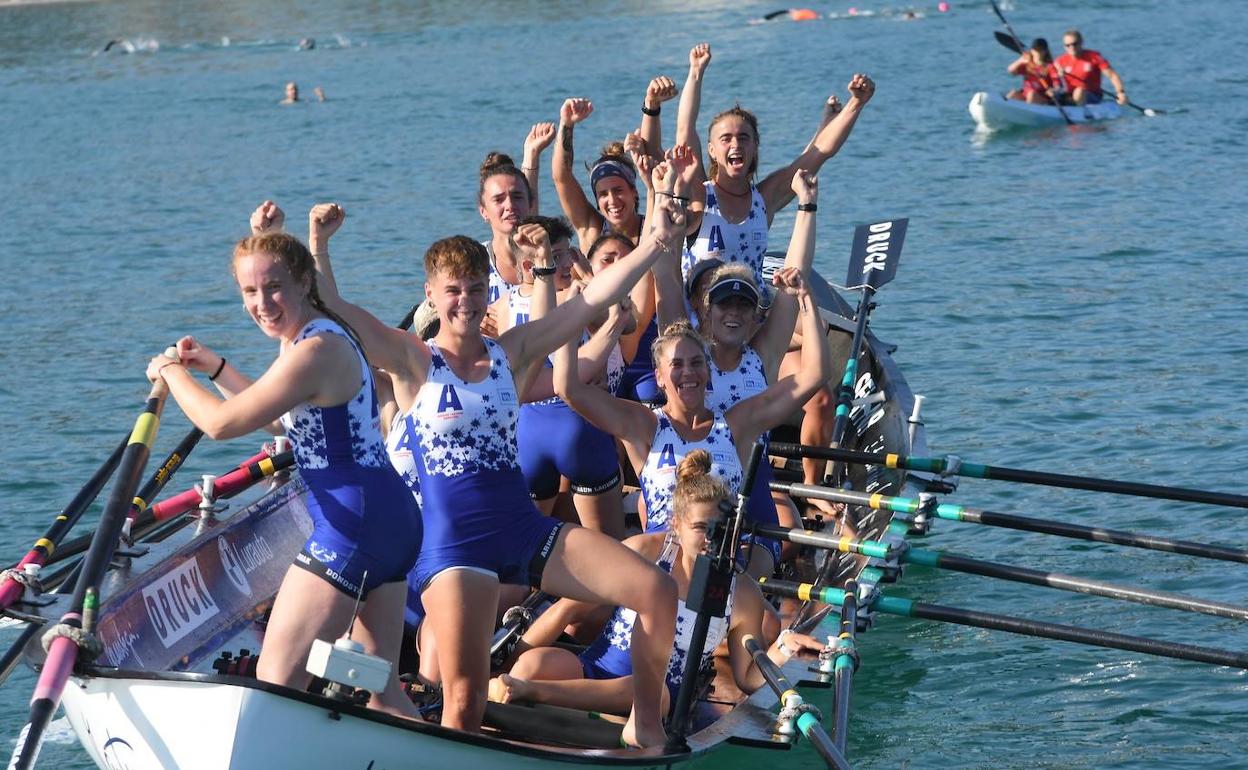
[706,105,760,181]
[479,152,532,235]
[671,449,729,553]
[284,82,299,101]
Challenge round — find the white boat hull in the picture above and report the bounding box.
[968,90,1123,131]
[61,673,726,769]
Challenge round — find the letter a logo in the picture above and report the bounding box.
[708,225,725,253]
[437,384,463,414]
[657,443,677,468]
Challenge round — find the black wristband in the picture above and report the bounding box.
[641,104,660,117]
[209,357,227,381]
[532,265,558,278]
[797,203,818,212]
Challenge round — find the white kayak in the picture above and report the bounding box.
[969,90,1123,131]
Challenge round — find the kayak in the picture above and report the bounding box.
[969,90,1124,131]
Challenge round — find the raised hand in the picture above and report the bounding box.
[512,222,552,265]
[821,94,843,124]
[771,266,807,297]
[791,169,818,203]
[847,73,875,104]
[650,159,676,195]
[308,202,346,245]
[525,122,557,156]
[560,98,594,126]
[623,130,647,159]
[688,43,712,78]
[250,200,285,235]
[665,144,698,189]
[645,75,678,106]
[649,195,687,249]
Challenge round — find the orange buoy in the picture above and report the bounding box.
[789,8,819,20]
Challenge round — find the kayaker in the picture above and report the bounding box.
[488,448,825,716]
[304,194,692,748]
[1006,38,1057,104]
[144,229,424,720]
[1054,29,1128,106]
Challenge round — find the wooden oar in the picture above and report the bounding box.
[759,578,1248,670]
[768,442,1248,509]
[0,435,127,610]
[741,634,850,770]
[9,379,168,770]
[989,1,1074,125]
[772,479,1248,564]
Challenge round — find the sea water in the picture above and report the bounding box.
[1,0,1245,767]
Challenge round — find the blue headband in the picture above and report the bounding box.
[589,160,636,191]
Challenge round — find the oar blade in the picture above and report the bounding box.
[993,30,1024,53]
[846,218,907,290]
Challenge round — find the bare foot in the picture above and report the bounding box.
[488,673,528,704]
[621,710,667,748]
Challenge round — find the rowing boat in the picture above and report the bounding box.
[968,90,1124,131]
[2,256,925,768]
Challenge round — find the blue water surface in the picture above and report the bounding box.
[1,0,1245,767]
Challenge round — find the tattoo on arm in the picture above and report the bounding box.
[560,126,574,167]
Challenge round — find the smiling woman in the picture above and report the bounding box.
[142,231,424,719]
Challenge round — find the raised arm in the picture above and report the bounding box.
[676,43,713,232]
[650,150,700,330]
[522,302,627,402]
[522,122,557,214]
[727,275,830,445]
[638,75,678,164]
[501,197,685,372]
[552,98,602,245]
[758,73,875,219]
[802,95,843,153]
[303,202,428,379]
[752,170,818,377]
[510,223,558,397]
[552,308,656,457]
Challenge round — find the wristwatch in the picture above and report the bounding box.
[532,265,558,278]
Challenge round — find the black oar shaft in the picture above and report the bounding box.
[742,635,851,770]
[948,507,1248,564]
[767,442,1248,510]
[760,579,1248,670]
[908,548,1248,620]
[773,479,1248,564]
[0,622,42,688]
[831,581,858,754]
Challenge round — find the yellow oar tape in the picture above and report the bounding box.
[36,538,55,555]
[129,413,160,447]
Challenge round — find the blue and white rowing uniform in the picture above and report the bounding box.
[707,345,781,562]
[485,240,519,305]
[282,319,423,598]
[578,534,734,704]
[518,328,622,500]
[638,407,744,532]
[682,181,768,288]
[388,337,563,593]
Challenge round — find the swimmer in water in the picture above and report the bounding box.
[281,82,299,104]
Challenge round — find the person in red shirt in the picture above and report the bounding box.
[1006,38,1057,104]
[1054,29,1128,106]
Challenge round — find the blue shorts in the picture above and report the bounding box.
[745,461,783,564]
[412,469,565,593]
[1086,91,1104,104]
[294,466,423,599]
[517,402,621,499]
[618,319,663,405]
